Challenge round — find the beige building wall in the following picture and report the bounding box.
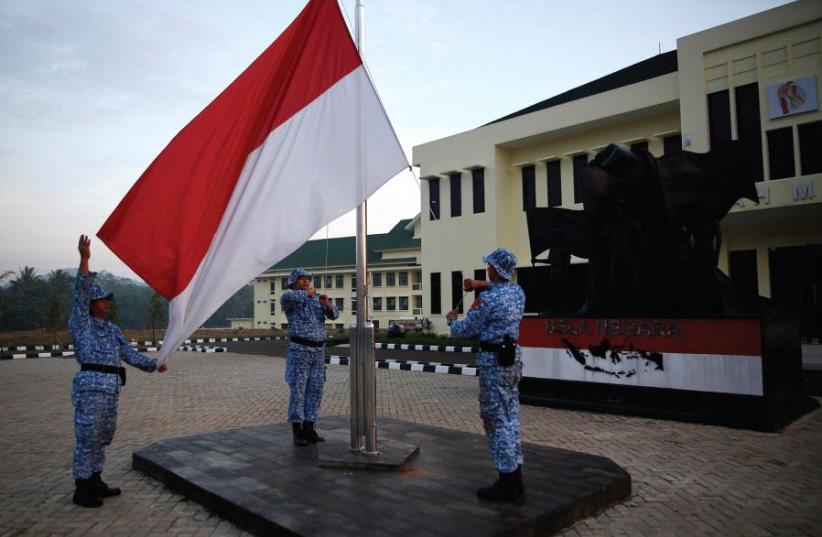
[253,267,424,331]
[679,0,822,297]
[414,0,821,334]
[415,71,680,333]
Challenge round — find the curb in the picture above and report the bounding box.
[325,355,477,376]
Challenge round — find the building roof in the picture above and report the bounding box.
[486,50,678,126]
[267,219,419,272]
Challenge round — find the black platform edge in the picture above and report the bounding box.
[133,417,632,537]
[521,378,820,432]
[133,449,281,537]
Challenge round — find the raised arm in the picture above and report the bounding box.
[69,235,93,334]
[448,297,489,339]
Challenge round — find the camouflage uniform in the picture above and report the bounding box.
[280,269,339,424]
[449,249,525,474]
[69,272,157,480]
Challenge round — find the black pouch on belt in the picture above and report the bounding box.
[497,335,516,367]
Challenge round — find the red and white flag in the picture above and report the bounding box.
[98,0,408,363]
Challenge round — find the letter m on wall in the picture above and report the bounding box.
[792,181,814,200]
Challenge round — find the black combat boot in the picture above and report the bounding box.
[292,422,309,447]
[514,465,525,495]
[302,421,325,443]
[476,470,524,502]
[72,479,103,508]
[90,472,121,497]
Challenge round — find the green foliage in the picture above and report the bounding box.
[147,292,165,343]
[2,266,48,330]
[0,267,251,332]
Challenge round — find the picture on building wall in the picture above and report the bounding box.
[767,75,818,119]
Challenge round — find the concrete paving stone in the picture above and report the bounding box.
[1,352,821,536]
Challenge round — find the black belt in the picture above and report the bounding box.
[289,336,325,348]
[480,341,518,353]
[81,364,126,386]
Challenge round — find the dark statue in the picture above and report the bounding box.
[526,142,760,316]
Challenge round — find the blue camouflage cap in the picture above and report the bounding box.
[482,247,517,281]
[288,267,313,289]
[89,283,113,301]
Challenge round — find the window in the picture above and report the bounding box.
[630,140,648,152]
[767,127,795,179]
[708,89,732,148]
[352,299,357,314]
[399,297,408,310]
[351,275,357,291]
[451,271,463,313]
[522,165,536,211]
[386,272,396,286]
[281,323,288,329]
[335,274,344,288]
[398,271,408,286]
[546,160,561,207]
[281,277,289,290]
[270,280,276,294]
[428,178,440,220]
[373,272,382,287]
[450,172,461,217]
[799,120,822,175]
[324,275,333,288]
[474,268,486,299]
[472,168,485,213]
[315,277,322,289]
[430,272,441,314]
[735,83,763,181]
[729,250,758,298]
[387,297,396,311]
[663,134,682,155]
[414,296,422,309]
[335,298,344,311]
[572,155,588,204]
[270,302,276,314]
[373,297,382,311]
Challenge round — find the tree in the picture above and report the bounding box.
[44,294,64,347]
[0,270,13,330]
[147,292,165,344]
[4,266,47,330]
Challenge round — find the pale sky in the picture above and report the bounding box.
[0,0,792,280]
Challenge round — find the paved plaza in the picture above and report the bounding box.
[1,352,820,536]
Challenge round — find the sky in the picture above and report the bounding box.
[0,0,792,281]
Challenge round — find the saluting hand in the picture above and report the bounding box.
[78,235,91,260]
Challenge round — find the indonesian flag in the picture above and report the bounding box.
[98,0,408,364]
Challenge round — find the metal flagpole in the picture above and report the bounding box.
[349,0,378,455]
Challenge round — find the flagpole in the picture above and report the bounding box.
[350,0,378,455]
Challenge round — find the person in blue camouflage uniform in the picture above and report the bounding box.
[69,235,166,508]
[447,247,526,501]
[280,268,339,446]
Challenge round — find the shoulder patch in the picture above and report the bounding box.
[471,297,482,310]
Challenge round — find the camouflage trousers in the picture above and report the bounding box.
[284,345,326,423]
[72,390,118,479]
[478,360,523,473]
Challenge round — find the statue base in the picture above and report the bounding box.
[519,313,819,431]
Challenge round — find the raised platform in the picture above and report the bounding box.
[133,416,630,537]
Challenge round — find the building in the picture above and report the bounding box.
[412,0,822,338]
[252,219,423,332]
